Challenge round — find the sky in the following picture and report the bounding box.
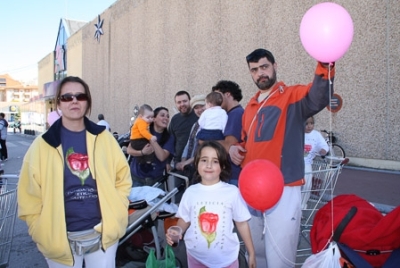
[0,0,117,84]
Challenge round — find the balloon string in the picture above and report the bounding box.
[262,211,267,235]
[328,64,335,242]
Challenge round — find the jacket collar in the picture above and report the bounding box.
[42,117,105,148]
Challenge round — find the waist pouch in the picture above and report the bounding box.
[67,229,102,256]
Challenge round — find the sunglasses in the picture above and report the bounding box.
[59,93,88,102]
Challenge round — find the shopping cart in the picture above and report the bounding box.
[297,157,349,260]
[0,174,19,268]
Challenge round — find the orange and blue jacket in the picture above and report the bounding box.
[241,62,335,185]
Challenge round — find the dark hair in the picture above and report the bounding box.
[0,113,4,118]
[139,104,153,115]
[56,76,92,116]
[205,92,223,106]
[246,48,275,65]
[174,90,191,101]
[192,141,231,184]
[149,106,170,146]
[98,114,104,120]
[212,80,243,102]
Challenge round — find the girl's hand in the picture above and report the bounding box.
[248,253,256,268]
[165,232,173,246]
[165,231,182,246]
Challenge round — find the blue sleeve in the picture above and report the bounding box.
[223,107,243,142]
[163,134,175,156]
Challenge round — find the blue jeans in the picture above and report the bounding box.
[196,129,224,141]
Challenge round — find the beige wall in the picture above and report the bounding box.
[38,53,54,94]
[59,0,399,169]
[67,30,84,77]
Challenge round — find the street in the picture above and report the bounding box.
[2,132,400,267]
[2,132,47,267]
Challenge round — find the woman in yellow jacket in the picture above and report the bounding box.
[18,76,132,268]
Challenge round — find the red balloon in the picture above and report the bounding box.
[239,160,284,211]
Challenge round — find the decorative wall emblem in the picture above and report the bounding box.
[94,15,104,42]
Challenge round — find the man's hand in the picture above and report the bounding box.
[175,161,186,171]
[229,145,246,165]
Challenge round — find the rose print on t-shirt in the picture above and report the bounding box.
[198,206,219,248]
[66,147,90,185]
[304,144,312,157]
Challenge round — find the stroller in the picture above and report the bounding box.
[310,194,400,267]
[116,172,188,268]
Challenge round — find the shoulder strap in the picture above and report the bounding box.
[333,206,357,242]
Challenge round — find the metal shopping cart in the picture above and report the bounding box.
[297,157,349,261]
[0,174,19,268]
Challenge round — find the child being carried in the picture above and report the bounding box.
[130,104,157,164]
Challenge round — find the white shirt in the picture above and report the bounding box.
[176,181,250,267]
[97,120,111,132]
[198,106,228,132]
[304,130,329,165]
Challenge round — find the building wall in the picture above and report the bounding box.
[67,30,83,77]
[66,0,399,169]
[38,53,54,94]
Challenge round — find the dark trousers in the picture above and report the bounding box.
[130,138,154,164]
[0,139,7,160]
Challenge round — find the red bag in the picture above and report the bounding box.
[311,194,400,267]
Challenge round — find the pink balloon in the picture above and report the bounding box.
[47,111,62,126]
[300,2,354,63]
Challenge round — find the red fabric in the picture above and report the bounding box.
[311,194,400,267]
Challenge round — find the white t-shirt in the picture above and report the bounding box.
[304,130,329,165]
[198,106,228,132]
[97,120,111,132]
[176,181,250,267]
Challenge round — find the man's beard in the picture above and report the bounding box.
[179,105,190,114]
[255,70,277,90]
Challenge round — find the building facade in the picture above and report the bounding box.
[37,0,400,170]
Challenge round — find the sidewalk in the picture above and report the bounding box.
[334,166,400,211]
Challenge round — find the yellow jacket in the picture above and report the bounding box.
[18,117,132,266]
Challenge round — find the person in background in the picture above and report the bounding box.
[17,76,132,268]
[302,116,329,209]
[14,119,22,133]
[168,91,199,166]
[196,92,228,141]
[212,80,244,186]
[175,94,206,180]
[97,113,111,132]
[129,104,157,164]
[229,48,335,267]
[127,106,175,187]
[0,113,8,161]
[166,141,256,268]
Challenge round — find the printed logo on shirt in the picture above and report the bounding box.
[66,147,90,185]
